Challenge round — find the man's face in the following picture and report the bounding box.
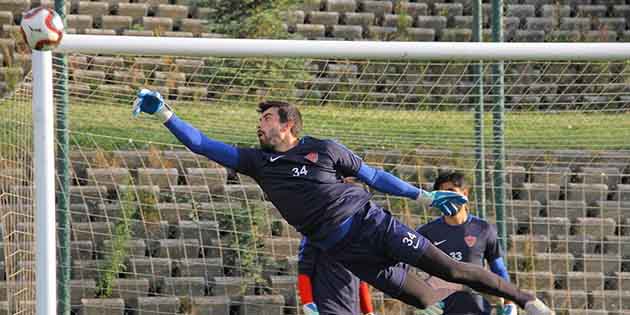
[257,107,289,151]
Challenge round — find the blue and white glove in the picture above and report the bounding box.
[418,190,468,216]
[303,302,319,315]
[500,303,518,315]
[132,88,173,121]
[419,301,445,315]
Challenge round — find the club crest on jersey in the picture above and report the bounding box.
[464,235,477,247]
[305,152,318,163]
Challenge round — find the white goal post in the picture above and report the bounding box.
[27,34,630,315]
[31,50,56,315]
[57,35,630,60]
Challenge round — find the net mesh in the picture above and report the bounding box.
[1,51,630,315]
[0,68,35,315]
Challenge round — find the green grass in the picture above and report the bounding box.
[2,98,630,153]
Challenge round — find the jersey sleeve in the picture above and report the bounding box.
[164,114,239,169]
[484,223,503,262]
[234,147,264,179]
[327,141,363,177]
[298,238,317,276]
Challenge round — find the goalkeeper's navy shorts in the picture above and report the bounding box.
[325,201,428,297]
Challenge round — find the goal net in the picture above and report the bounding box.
[1,37,630,315]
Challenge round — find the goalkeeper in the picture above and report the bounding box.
[132,90,553,315]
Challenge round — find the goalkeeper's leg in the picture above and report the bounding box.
[348,263,448,309]
[410,244,533,308]
[332,205,548,312]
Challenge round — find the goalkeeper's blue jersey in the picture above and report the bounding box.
[234,136,372,241]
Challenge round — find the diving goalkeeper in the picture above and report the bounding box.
[132,89,553,315]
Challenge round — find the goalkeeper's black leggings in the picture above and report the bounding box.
[396,244,534,309]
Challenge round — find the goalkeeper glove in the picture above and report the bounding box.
[303,303,319,315]
[132,88,173,122]
[500,303,517,315]
[418,190,468,216]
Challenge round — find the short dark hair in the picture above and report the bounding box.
[258,101,303,137]
[433,170,467,191]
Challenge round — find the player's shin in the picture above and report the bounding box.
[415,244,541,310]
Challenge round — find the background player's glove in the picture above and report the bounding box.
[132,88,173,121]
[302,302,319,315]
[500,303,517,315]
[524,298,554,315]
[417,301,444,315]
[418,190,468,216]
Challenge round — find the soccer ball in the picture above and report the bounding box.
[20,7,64,51]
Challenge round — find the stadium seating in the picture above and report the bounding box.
[35,145,630,312]
[540,290,588,311]
[189,296,230,315]
[136,297,181,315]
[80,298,125,315]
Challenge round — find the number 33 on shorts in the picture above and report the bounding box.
[402,232,421,249]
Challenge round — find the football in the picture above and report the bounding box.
[20,7,64,51]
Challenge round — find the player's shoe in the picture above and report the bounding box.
[524,298,554,315]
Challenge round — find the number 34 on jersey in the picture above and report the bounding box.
[291,165,308,177]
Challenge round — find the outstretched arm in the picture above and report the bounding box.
[328,140,468,216]
[356,163,421,199]
[356,163,467,216]
[164,115,238,169]
[132,89,239,169]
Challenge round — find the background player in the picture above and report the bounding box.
[132,90,553,315]
[298,237,375,315]
[417,170,516,315]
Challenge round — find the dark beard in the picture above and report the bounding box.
[259,141,275,152]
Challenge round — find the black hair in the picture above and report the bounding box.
[257,100,303,137]
[433,170,467,191]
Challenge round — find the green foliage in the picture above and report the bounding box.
[216,202,266,290]
[3,67,23,92]
[208,0,299,39]
[205,56,311,101]
[390,4,414,41]
[97,180,138,297]
[201,1,312,101]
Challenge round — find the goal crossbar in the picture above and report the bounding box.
[57,35,630,61]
